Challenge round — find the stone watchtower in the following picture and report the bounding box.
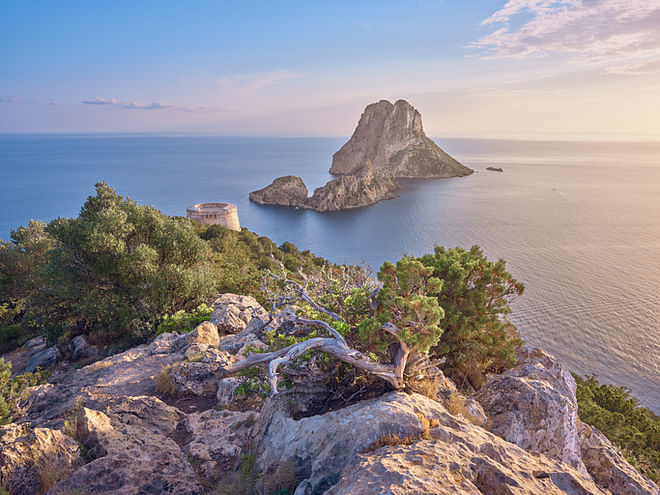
[186,202,241,231]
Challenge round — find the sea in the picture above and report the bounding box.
[1,134,659,412]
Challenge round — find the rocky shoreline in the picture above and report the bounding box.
[1,293,657,495]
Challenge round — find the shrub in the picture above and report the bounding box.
[417,246,524,386]
[157,304,212,334]
[575,374,659,483]
[0,358,51,424]
[32,182,217,346]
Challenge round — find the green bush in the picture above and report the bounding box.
[157,304,213,334]
[575,374,659,483]
[416,245,524,386]
[0,358,51,424]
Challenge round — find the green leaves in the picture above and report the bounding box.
[376,257,444,354]
[35,182,216,345]
[417,245,524,380]
[575,374,660,483]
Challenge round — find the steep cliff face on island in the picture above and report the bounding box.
[249,164,400,212]
[330,99,473,178]
[1,294,657,495]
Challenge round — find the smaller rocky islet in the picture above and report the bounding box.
[249,99,473,212]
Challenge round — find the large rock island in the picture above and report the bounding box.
[249,99,472,212]
[331,99,473,178]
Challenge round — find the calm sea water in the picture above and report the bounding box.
[1,135,659,412]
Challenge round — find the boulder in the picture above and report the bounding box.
[187,321,220,347]
[474,345,588,474]
[330,99,473,178]
[0,423,82,495]
[181,409,257,485]
[210,293,268,335]
[25,345,60,373]
[325,438,607,495]
[578,420,659,495]
[70,335,99,361]
[49,406,203,495]
[256,391,608,495]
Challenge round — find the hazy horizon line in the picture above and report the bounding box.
[2,131,660,144]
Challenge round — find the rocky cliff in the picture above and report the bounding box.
[1,294,657,495]
[330,99,473,178]
[249,164,400,212]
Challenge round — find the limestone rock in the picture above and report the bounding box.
[181,409,257,485]
[49,406,203,495]
[326,438,607,495]
[187,321,220,347]
[474,345,588,474]
[0,423,82,495]
[216,377,241,408]
[70,335,99,362]
[249,165,400,212]
[257,391,608,495]
[25,345,60,373]
[23,343,183,429]
[257,391,438,493]
[249,175,309,208]
[210,293,268,334]
[306,164,400,212]
[578,420,659,495]
[330,99,473,178]
[219,330,268,356]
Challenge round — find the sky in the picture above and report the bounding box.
[1,0,660,139]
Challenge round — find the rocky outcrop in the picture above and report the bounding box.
[209,293,268,335]
[24,345,59,373]
[257,391,608,495]
[330,99,473,178]
[579,421,659,495]
[474,345,587,474]
[1,294,657,495]
[475,345,659,495]
[306,164,400,212]
[0,424,82,495]
[249,176,309,208]
[49,404,203,495]
[249,164,400,212]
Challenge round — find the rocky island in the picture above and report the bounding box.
[249,99,473,212]
[249,164,400,212]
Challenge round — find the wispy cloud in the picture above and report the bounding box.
[81,96,222,113]
[123,101,173,110]
[0,96,20,103]
[606,58,660,74]
[81,96,120,105]
[215,69,296,93]
[470,0,660,69]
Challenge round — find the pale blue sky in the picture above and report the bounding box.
[2,1,660,138]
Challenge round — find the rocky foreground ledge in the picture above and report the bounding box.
[1,294,658,495]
